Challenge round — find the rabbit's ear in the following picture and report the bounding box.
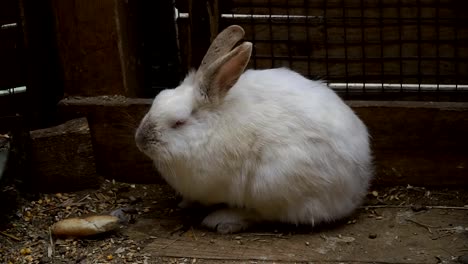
[199,42,252,102]
[198,25,245,73]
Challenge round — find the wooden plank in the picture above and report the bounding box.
[29,117,99,192]
[49,0,139,97]
[113,0,145,97]
[349,101,468,186]
[129,208,468,263]
[58,96,161,184]
[58,97,468,187]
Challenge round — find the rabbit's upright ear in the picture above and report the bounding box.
[199,42,252,103]
[198,25,245,73]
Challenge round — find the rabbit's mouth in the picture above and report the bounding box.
[135,129,169,162]
[135,128,159,151]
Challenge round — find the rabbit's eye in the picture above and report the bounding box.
[171,120,186,129]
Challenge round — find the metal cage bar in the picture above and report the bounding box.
[174,0,468,101]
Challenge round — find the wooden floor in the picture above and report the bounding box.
[2,180,466,263]
[122,188,468,264]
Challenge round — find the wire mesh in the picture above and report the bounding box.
[176,0,468,101]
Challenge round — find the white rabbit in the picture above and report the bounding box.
[135,25,373,234]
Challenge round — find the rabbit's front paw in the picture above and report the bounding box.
[202,208,255,234]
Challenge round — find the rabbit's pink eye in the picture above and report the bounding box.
[171,120,186,129]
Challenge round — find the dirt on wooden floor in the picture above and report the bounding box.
[1,179,467,264]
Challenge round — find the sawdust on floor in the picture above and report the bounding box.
[1,180,467,263]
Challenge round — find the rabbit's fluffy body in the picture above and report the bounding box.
[137,67,372,227]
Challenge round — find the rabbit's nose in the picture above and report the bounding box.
[135,121,160,152]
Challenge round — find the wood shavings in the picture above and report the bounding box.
[0,231,21,241]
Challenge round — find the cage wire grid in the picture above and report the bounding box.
[175,0,468,100]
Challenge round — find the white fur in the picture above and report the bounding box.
[136,67,372,231]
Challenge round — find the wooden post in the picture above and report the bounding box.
[136,0,182,96]
[49,0,142,97]
[188,0,214,68]
[18,0,63,128]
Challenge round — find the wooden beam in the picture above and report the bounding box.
[58,97,161,184]
[188,0,213,68]
[348,101,468,186]
[59,97,468,187]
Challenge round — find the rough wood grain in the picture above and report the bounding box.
[29,117,100,192]
[128,207,468,263]
[58,97,468,187]
[58,96,161,184]
[49,0,139,97]
[349,101,468,186]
